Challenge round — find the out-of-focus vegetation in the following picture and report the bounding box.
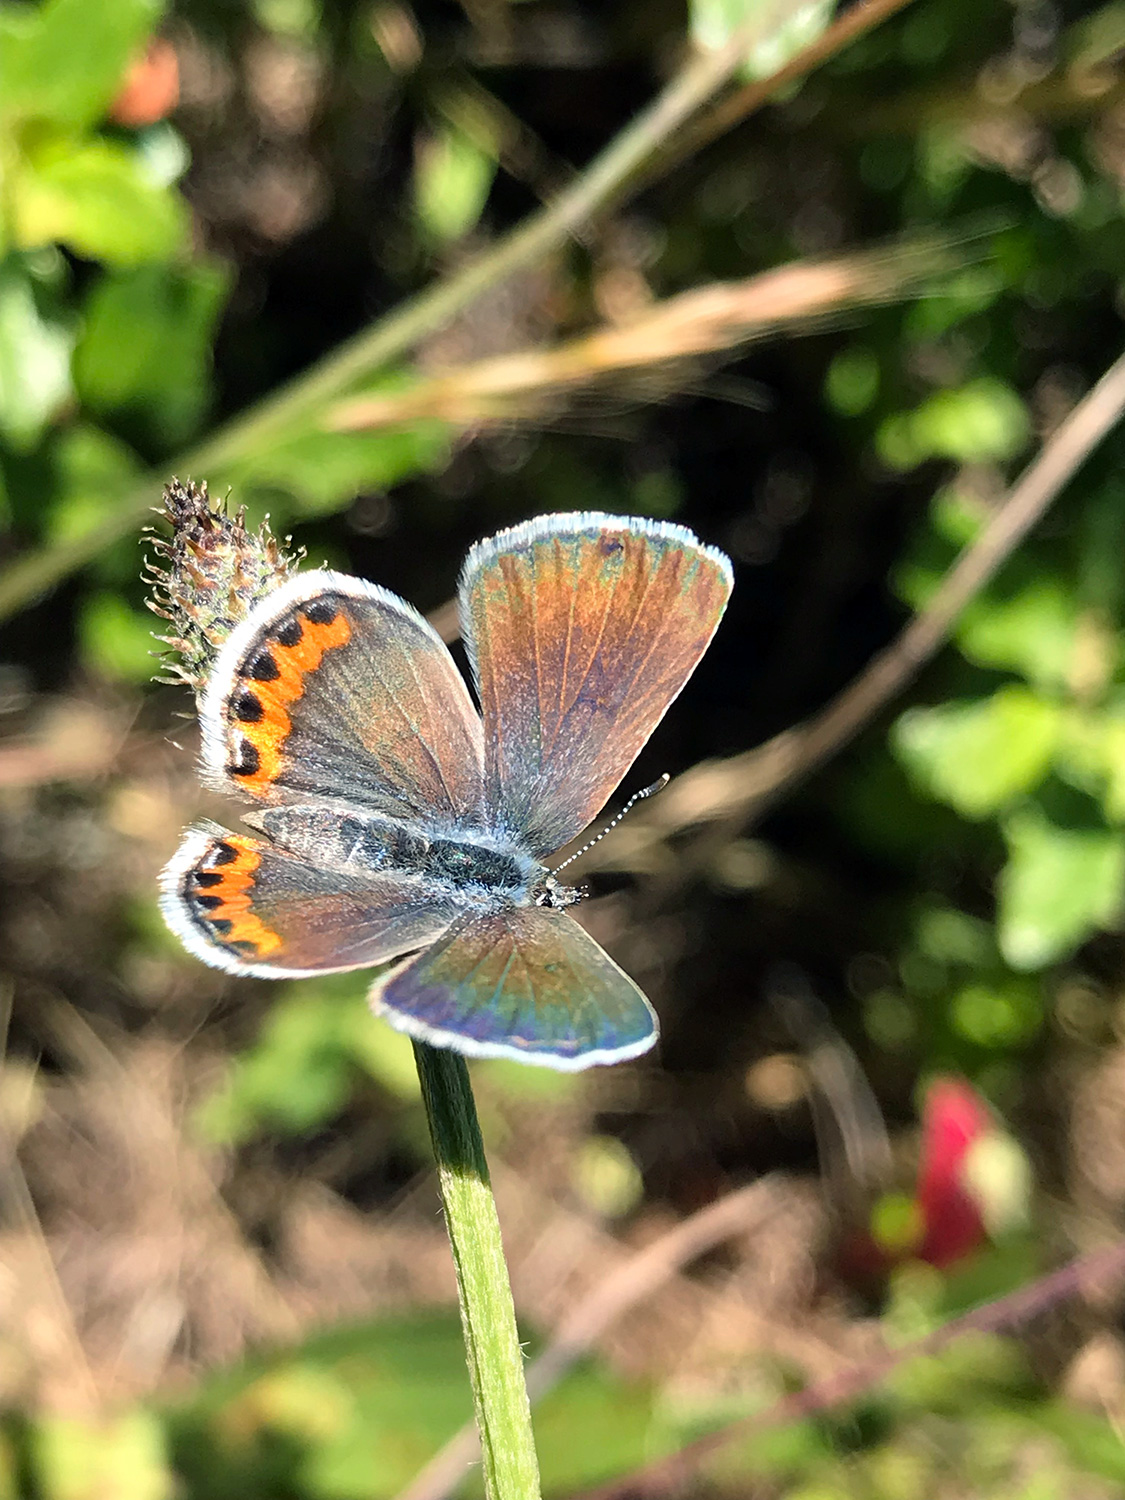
[6,0,1125,1495]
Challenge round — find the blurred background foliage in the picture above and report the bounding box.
[6,0,1125,1495]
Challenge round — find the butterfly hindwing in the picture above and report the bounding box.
[371,905,658,1069]
[459,513,733,857]
[160,824,460,978]
[200,570,485,827]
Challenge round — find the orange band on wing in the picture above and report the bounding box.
[188,835,283,957]
[226,603,351,796]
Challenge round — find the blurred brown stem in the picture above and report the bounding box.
[327,232,984,435]
[577,1236,1125,1499]
[0,991,100,1414]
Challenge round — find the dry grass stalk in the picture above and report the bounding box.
[326,237,977,434]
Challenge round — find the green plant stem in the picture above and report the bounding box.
[412,1041,540,1500]
[0,0,797,623]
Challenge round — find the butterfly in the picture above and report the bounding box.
[159,512,733,1069]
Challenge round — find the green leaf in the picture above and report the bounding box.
[956,577,1080,691]
[571,1134,644,1218]
[690,0,835,79]
[194,977,423,1145]
[0,0,164,131]
[892,687,1060,819]
[79,591,157,683]
[222,424,451,519]
[31,1410,173,1500]
[534,1362,675,1490]
[948,976,1043,1047]
[45,424,143,547]
[0,254,73,449]
[913,903,996,968]
[1038,1402,1125,1486]
[870,1191,925,1255]
[253,0,322,38]
[998,806,1125,968]
[414,123,497,246]
[1058,703,1125,822]
[877,377,1030,472]
[894,490,1090,693]
[14,138,186,265]
[42,424,145,588]
[337,997,422,1102]
[170,1312,678,1498]
[929,484,988,549]
[825,345,879,417]
[173,1318,472,1494]
[690,0,751,50]
[195,989,355,1145]
[74,262,231,445]
[902,267,1005,341]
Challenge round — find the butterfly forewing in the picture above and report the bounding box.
[161,824,461,977]
[200,570,486,828]
[371,905,658,1069]
[459,514,732,857]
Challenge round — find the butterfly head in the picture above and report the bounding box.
[532,872,582,910]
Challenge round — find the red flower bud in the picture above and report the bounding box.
[916,1077,990,1268]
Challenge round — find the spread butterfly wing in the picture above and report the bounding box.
[371,906,658,1069]
[200,570,485,828]
[160,825,461,978]
[459,513,732,857]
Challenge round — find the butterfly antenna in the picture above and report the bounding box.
[551,774,670,876]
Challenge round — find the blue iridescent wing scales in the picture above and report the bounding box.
[371,906,658,1070]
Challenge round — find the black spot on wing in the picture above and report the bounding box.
[303,598,339,626]
[245,651,280,682]
[233,690,264,723]
[230,739,261,778]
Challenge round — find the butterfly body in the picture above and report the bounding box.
[249,803,558,905]
[161,512,732,1069]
